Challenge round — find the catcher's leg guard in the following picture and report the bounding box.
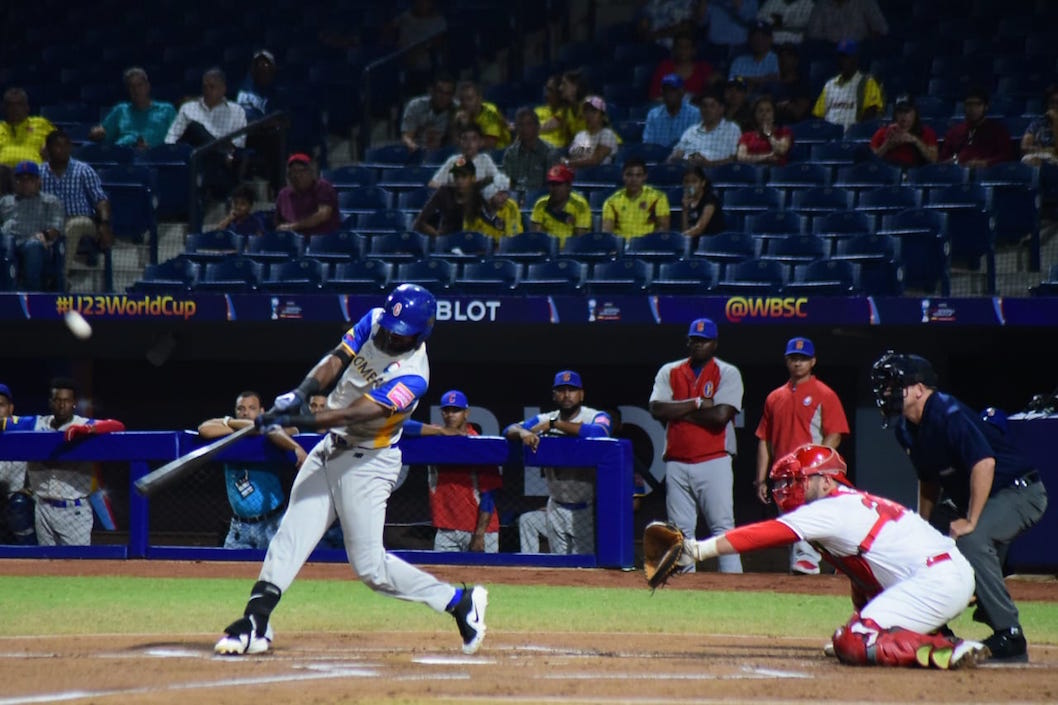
[3,492,37,545]
[832,616,956,668]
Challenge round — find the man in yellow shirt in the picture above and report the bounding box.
[454,81,512,150]
[0,88,56,168]
[601,157,671,238]
[530,164,592,246]
[811,40,884,131]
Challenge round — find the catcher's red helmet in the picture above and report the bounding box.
[769,444,850,512]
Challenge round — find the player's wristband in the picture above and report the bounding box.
[295,377,322,400]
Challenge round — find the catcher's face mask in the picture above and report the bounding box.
[770,444,849,513]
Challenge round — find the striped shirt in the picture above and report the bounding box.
[41,159,108,218]
[672,119,742,162]
[165,98,247,148]
[643,102,701,148]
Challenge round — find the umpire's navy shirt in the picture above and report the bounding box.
[895,391,1035,514]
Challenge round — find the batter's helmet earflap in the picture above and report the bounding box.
[769,444,849,513]
[869,351,937,428]
[378,283,437,348]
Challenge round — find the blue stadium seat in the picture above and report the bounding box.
[245,231,304,262]
[844,119,885,144]
[785,259,860,296]
[322,165,377,188]
[812,209,874,237]
[835,162,902,189]
[714,257,787,295]
[520,259,586,295]
[646,162,687,185]
[325,259,393,294]
[857,185,922,217]
[376,165,442,190]
[946,209,996,294]
[615,120,647,145]
[338,186,393,213]
[134,144,191,219]
[572,163,623,188]
[365,230,429,261]
[768,163,831,190]
[747,210,805,237]
[184,229,244,263]
[107,183,158,256]
[692,230,758,265]
[789,118,844,144]
[40,102,97,124]
[586,258,653,295]
[261,257,325,293]
[650,259,718,295]
[363,143,420,166]
[496,231,558,262]
[722,186,784,214]
[790,186,854,216]
[420,145,459,167]
[760,234,827,270]
[74,143,135,168]
[906,163,969,188]
[561,231,623,262]
[432,231,493,262]
[709,162,764,188]
[973,162,1039,188]
[832,233,904,295]
[396,258,457,290]
[356,209,411,235]
[989,185,1041,269]
[622,231,691,261]
[305,231,364,262]
[127,255,200,294]
[453,258,522,295]
[98,164,158,191]
[622,142,669,163]
[925,182,989,210]
[396,186,434,210]
[877,208,950,294]
[193,255,263,293]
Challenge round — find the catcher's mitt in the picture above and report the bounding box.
[643,520,686,591]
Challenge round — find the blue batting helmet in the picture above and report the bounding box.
[379,283,437,347]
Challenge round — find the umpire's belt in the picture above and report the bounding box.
[555,501,590,510]
[1011,470,1042,489]
[40,497,87,508]
[234,505,284,525]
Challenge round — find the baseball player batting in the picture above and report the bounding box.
[213,284,488,656]
[678,444,989,670]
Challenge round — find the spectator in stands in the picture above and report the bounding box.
[723,77,754,131]
[453,81,512,151]
[529,164,592,245]
[602,156,672,238]
[502,107,557,195]
[668,88,742,166]
[1020,85,1058,167]
[428,123,500,188]
[389,0,448,91]
[236,50,278,121]
[0,88,55,169]
[0,161,65,291]
[414,157,480,237]
[770,44,813,124]
[564,96,619,169]
[557,70,591,142]
[643,74,701,148]
[811,40,883,131]
[869,97,937,168]
[401,74,457,153]
[213,184,268,236]
[681,165,724,240]
[703,0,760,48]
[466,174,523,241]
[40,130,112,285]
[806,0,888,43]
[636,0,702,47]
[274,153,340,236]
[758,0,815,44]
[736,96,793,166]
[89,68,177,151]
[536,75,571,149]
[939,88,1013,168]
[728,20,779,92]
[649,32,716,102]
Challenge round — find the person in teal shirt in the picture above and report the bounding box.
[89,67,176,150]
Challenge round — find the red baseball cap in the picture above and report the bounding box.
[546,164,574,183]
[287,153,312,166]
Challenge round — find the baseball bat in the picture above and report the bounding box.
[134,424,256,497]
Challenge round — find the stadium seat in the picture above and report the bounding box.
[520,258,586,295]
[304,231,365,262]
[760,234,828,271]
[810,141,866,170]
[843,119,885,144]
[134,144,191,218]
[833,233,904,295]
[365,230,429,262]
[622,231,691,261]
[397,186,434,210]
[586,258,653,295]
[127,255,200,294]
[946,209,996,294]
[107,183,158,260]
[74,143,135,168]
[325,259,393,294]
[925,183,989,210]
[747,210,806,238]
[496,231,558,262]
[768,163,831,190]
[572,163,623,188]
[988,185,1041,269]
[98,164,158,191]
[877,208,950,294]
[377,166,437,190]
[421,145,458,166]
[1029,264,1058,297]
[812,209,873,253]
[788,118,844,144]
[785,258,860,296]
[722,186,784,215]
[356,209,411,235]
[692,231,758,265]
[322,165,377,188]
[338,186,393,212]
[906,163,969,189]
[561,231,623,262]
[396,258,457,290]
[184,229,244,262]
[245,231,304,263]
[714,257,787,295]
[646,162,687,185]
[432,231,493,262]
[193,255,263,293]
[363,143,420,166]
[790,186,854,216]
[835,162,902,189]
[857,185,922,217]
[622,142,669,162]
[973,162,1039,188]
[453,258,522,295]
[709,162,764,188]
[650,259,719,295]
[261,257,325,293]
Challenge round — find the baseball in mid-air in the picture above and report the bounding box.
[64,310,93,340]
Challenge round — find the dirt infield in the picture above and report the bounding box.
[2,560,1057,704]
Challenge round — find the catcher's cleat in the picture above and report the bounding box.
[214,615,273,655]
[823,641,836,658]
[918,640,989,670]
[450,584,488,655]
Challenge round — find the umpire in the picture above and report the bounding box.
[870,352,1048,663]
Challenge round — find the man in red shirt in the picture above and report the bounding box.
[939,88,1013,168]
[755,337,850,574]
[274,153,340,236]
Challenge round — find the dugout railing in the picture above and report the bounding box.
[0,431,634,568]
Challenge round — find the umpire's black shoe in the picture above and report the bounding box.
[983,627,1028,663]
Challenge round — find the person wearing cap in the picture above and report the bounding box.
[274,153,340,236]
[755,337,850,575]
[601,156,671,238]
[453,80,512,151]
[869,96,938,167]
[89,67,177,150]
[736,96,793,166]
[502,107,558,194]
[466,173,523,240]
[0,88,56,169]
[428,122,500,189]
[723,77,754,132]
[0,160,66,291]
[648,32,716,102]
[643,73,700,148]
[236,50,278,122]
[649,318,744,573]
[668,87,742,166]
[401,73,457,153]
[870,352,1047,662]
[810,40,883,131]
[564,95,619,169]
[505,371,612,555]
[757,0,815,45]
[529,164,592,244]
[403,390,503,553]
[939,87,1013,168]
[806,0,888,43]
[728,20,780,92]
[415,156,482,237]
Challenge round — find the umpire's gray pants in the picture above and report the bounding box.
[665,455,743,573]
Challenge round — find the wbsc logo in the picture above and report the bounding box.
[724,297,808,322]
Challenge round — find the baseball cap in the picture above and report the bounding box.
[450,155,476,176]
[287,152,311,166]
[553,370,583,389]
[13,161,39,177]
[750,18,773,35]
[583,95,607,113]
[836,39,859,56]
[660,73,684,90]
[0,383,11,401]
[784,336,815,357]
[893,94,915,111]
[546,164,575,183]
[253,49,276,64]
[687,318,718,339]
[440,389,468,409]
[726,77,748,91]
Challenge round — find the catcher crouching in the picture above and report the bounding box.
[643,444,991,670]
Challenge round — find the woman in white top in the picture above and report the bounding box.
[564,95,619,169]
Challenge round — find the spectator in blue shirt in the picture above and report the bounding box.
[728,19,780,93]
[643,74,701,148]
[89,67,176,151]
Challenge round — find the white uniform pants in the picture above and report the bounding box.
[861,551,975,634]
[665,456,742,573]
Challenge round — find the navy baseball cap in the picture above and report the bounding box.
[553,370,583,389]
[836,39,859,55]
[661,73,684,90]
[687,318,718,339]
[13,161,39,177]
[0,383,11,401]
[785,337,815,357]
[439,389,468,409]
